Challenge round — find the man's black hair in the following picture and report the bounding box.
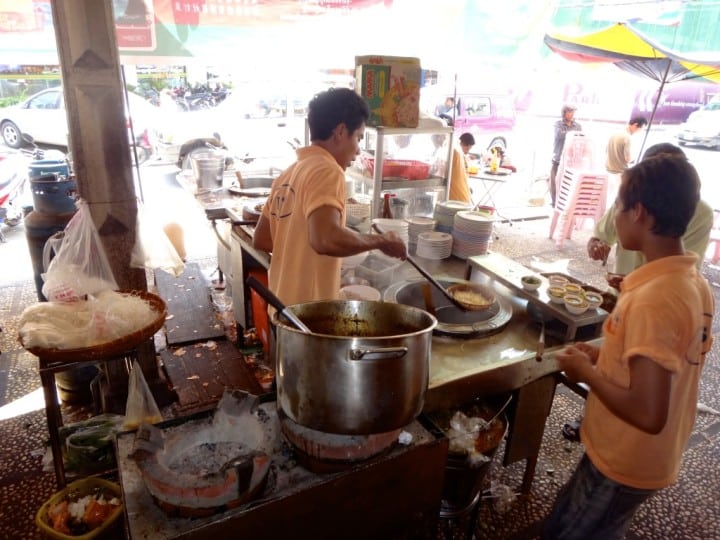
[618,155,700,238]
[308,88,369,141]
[629,116,649,128]
[641,142,685,161]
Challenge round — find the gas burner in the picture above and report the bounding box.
[278,408,402,474]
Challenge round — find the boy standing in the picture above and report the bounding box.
[543,154,714,539]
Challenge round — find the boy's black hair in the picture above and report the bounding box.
[629,116,649,128]
[618,155,700,237]
[307,88,369,141]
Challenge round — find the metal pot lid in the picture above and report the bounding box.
[384,278,512,338]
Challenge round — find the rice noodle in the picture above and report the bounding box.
[19,290,157,349]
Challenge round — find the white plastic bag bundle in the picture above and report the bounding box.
[124,360,163,430]
[41,200,118,302]
[130,201,185,277]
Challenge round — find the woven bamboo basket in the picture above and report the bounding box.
[21,290,167,363]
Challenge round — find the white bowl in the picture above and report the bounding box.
[563,283,584,296]
[339,284,382,301]
[564,294,589,315]
[548,275,569,288]
[548,286,566,304]
[521,275,542,291]
[584,291,603,310]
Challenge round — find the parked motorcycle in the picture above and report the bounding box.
[0,148,31,239]
[1,136,69,241]
[131,127,154,166]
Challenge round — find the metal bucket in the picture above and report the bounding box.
[30,175,77,215]
[190,151,224,191]
[28,158,69,180]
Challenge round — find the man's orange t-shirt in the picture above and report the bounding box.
[261,146,345,306]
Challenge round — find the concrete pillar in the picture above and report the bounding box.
[50,1,157,394]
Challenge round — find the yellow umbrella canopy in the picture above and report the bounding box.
[544,22,720,83]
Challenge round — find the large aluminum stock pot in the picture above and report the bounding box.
[272,300,437,435]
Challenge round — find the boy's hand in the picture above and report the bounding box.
[572,342,599,364]
[556,344,594,383]
[587,237,611,262]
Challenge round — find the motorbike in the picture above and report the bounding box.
[0,136,69,241]
[131,127,154,166]
[0,148,31,239]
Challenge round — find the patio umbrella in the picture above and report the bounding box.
[543,22,720,155]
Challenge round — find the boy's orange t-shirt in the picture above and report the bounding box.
[261,146,345,307]
[581,254,714,490]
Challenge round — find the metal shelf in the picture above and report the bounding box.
[360,125,453,218]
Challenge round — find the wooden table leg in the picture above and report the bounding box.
[39,363,65,488]
[502,375,557,494]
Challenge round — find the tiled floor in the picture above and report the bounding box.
[1,212,719,539]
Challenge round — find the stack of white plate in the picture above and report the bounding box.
[371,218,409,243]
[433,201,474,232]
[416,231,453,260]
[405,216,436,245]
[451,210,494,259]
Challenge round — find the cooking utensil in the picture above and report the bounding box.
[421,282,436,317]
[371,223,476,311]
[246,276,312,334]
[487,394,513,426]
[273,299,437,434]
[536,321,545,361]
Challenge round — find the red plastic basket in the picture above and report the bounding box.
[359,154,430,180]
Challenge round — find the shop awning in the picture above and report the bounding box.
[543,22,720,84]
[543,22,720,154]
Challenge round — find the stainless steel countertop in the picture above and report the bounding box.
[228,223,604,411]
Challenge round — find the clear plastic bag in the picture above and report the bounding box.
[130,201,185,277]
[41,200,118,302]
[124,360,163,430]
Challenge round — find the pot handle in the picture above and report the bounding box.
[349,346,408,361]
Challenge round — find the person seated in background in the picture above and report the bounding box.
[436,97,457,124]
[459,132,475,157]
[429,129,473,204]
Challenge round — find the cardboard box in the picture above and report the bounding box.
[355,55,421,128]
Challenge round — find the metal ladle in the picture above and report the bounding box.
[246,276,312,334]
[371,223,472,312]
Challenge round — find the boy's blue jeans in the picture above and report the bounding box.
[542,453,657,540]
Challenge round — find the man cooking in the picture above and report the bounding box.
[252,88,407,306]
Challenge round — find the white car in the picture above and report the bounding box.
[677,100,720,150]
[153,85,322,170]
[0,87,162,159]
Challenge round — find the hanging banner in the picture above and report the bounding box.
[0,0,394,65]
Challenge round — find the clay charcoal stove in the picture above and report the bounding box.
[278,408,403,473]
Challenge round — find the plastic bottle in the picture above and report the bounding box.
[381,193,394,219]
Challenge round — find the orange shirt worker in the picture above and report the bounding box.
[253,88,407,306]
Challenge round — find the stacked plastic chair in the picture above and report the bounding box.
[549,133,608,247]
